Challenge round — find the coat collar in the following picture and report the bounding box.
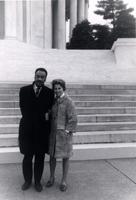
[56,93,67,104]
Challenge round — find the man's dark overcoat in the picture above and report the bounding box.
[19,84,54,155]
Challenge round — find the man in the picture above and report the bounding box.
[19,68,54,192]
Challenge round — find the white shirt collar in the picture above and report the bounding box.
[60,92,65,98]
[33,84,42,93]
[55,92,65,99]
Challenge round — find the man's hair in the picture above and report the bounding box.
[52,79,66,91]
[35,68,48,77]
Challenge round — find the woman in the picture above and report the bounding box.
[46,79,77,191]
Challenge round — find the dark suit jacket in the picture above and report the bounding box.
[18,83,54,154]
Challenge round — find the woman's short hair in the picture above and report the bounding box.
[52,79,66,91]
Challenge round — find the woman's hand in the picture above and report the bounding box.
[65,130,72,136]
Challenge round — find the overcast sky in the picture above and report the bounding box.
[88,0,136,24]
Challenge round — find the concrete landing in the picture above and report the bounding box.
[1,158,136,200]
[0,39,136,84]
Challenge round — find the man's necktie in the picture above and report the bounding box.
[35,87,40,97]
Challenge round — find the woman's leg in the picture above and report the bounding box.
[59,158,69,191]
[46,156,56,187]
[61,158,69,185]
[50,156,56,180]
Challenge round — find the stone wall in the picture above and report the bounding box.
[112,38,136,68]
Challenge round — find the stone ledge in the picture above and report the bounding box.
[111,38,136,68]
[112,38,136,51]
[1,143,136,163]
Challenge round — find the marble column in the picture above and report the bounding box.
[30,1,44,48]
[53,0,66,49]
[16,0,26,42]
[77,0,85,23]
[0,1,5,39]
[16,0,23,41]
[22,0,27,42]
[84,0,89,19]
[26,0,31,43]
[52,0,57,48]
[43,0,52,48]
[5,1,16,39]
[69,0,77,38]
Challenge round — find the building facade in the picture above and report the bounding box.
[1,0,89,49]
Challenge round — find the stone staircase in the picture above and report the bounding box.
[1,83,136,163]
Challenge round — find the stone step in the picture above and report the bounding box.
[67,89,136,95]
[75,101,136,107]
[1,101,136,108]
[1,92,136,103]
[2,87,136,95]
[72,143,136,161]
[76,107,136,114]
[74,130,136,144]
[1,83,136,90]
[1,130,136,147]
[78,114,136,123]
[77,122,136,132]
[0,101,18,108]
[1,114,136,124]
[1,122,136,134]
[0,116,20,124]
[0,89,19,94]
[0,134,17,147]
[0,83,26,88]
[2,94,136,101]
[71,95,136,101]
[1,107,136,116]
[0,95,18,101]
[0,124,18,134]
[1,142,136,163]
[1,82,136,162]
[0,108,20,116]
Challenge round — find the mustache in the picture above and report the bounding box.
[35,80,43,84]
[35,80,44,87]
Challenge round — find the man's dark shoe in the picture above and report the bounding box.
[35,183,43,192]
[21,182,31,191]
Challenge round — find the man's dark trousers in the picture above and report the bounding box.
[22,154,45,184]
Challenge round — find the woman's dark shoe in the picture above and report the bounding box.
[59,183,67,192]
[21,181,31,191]
[34,182,43,192]
[46,178,55,187]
